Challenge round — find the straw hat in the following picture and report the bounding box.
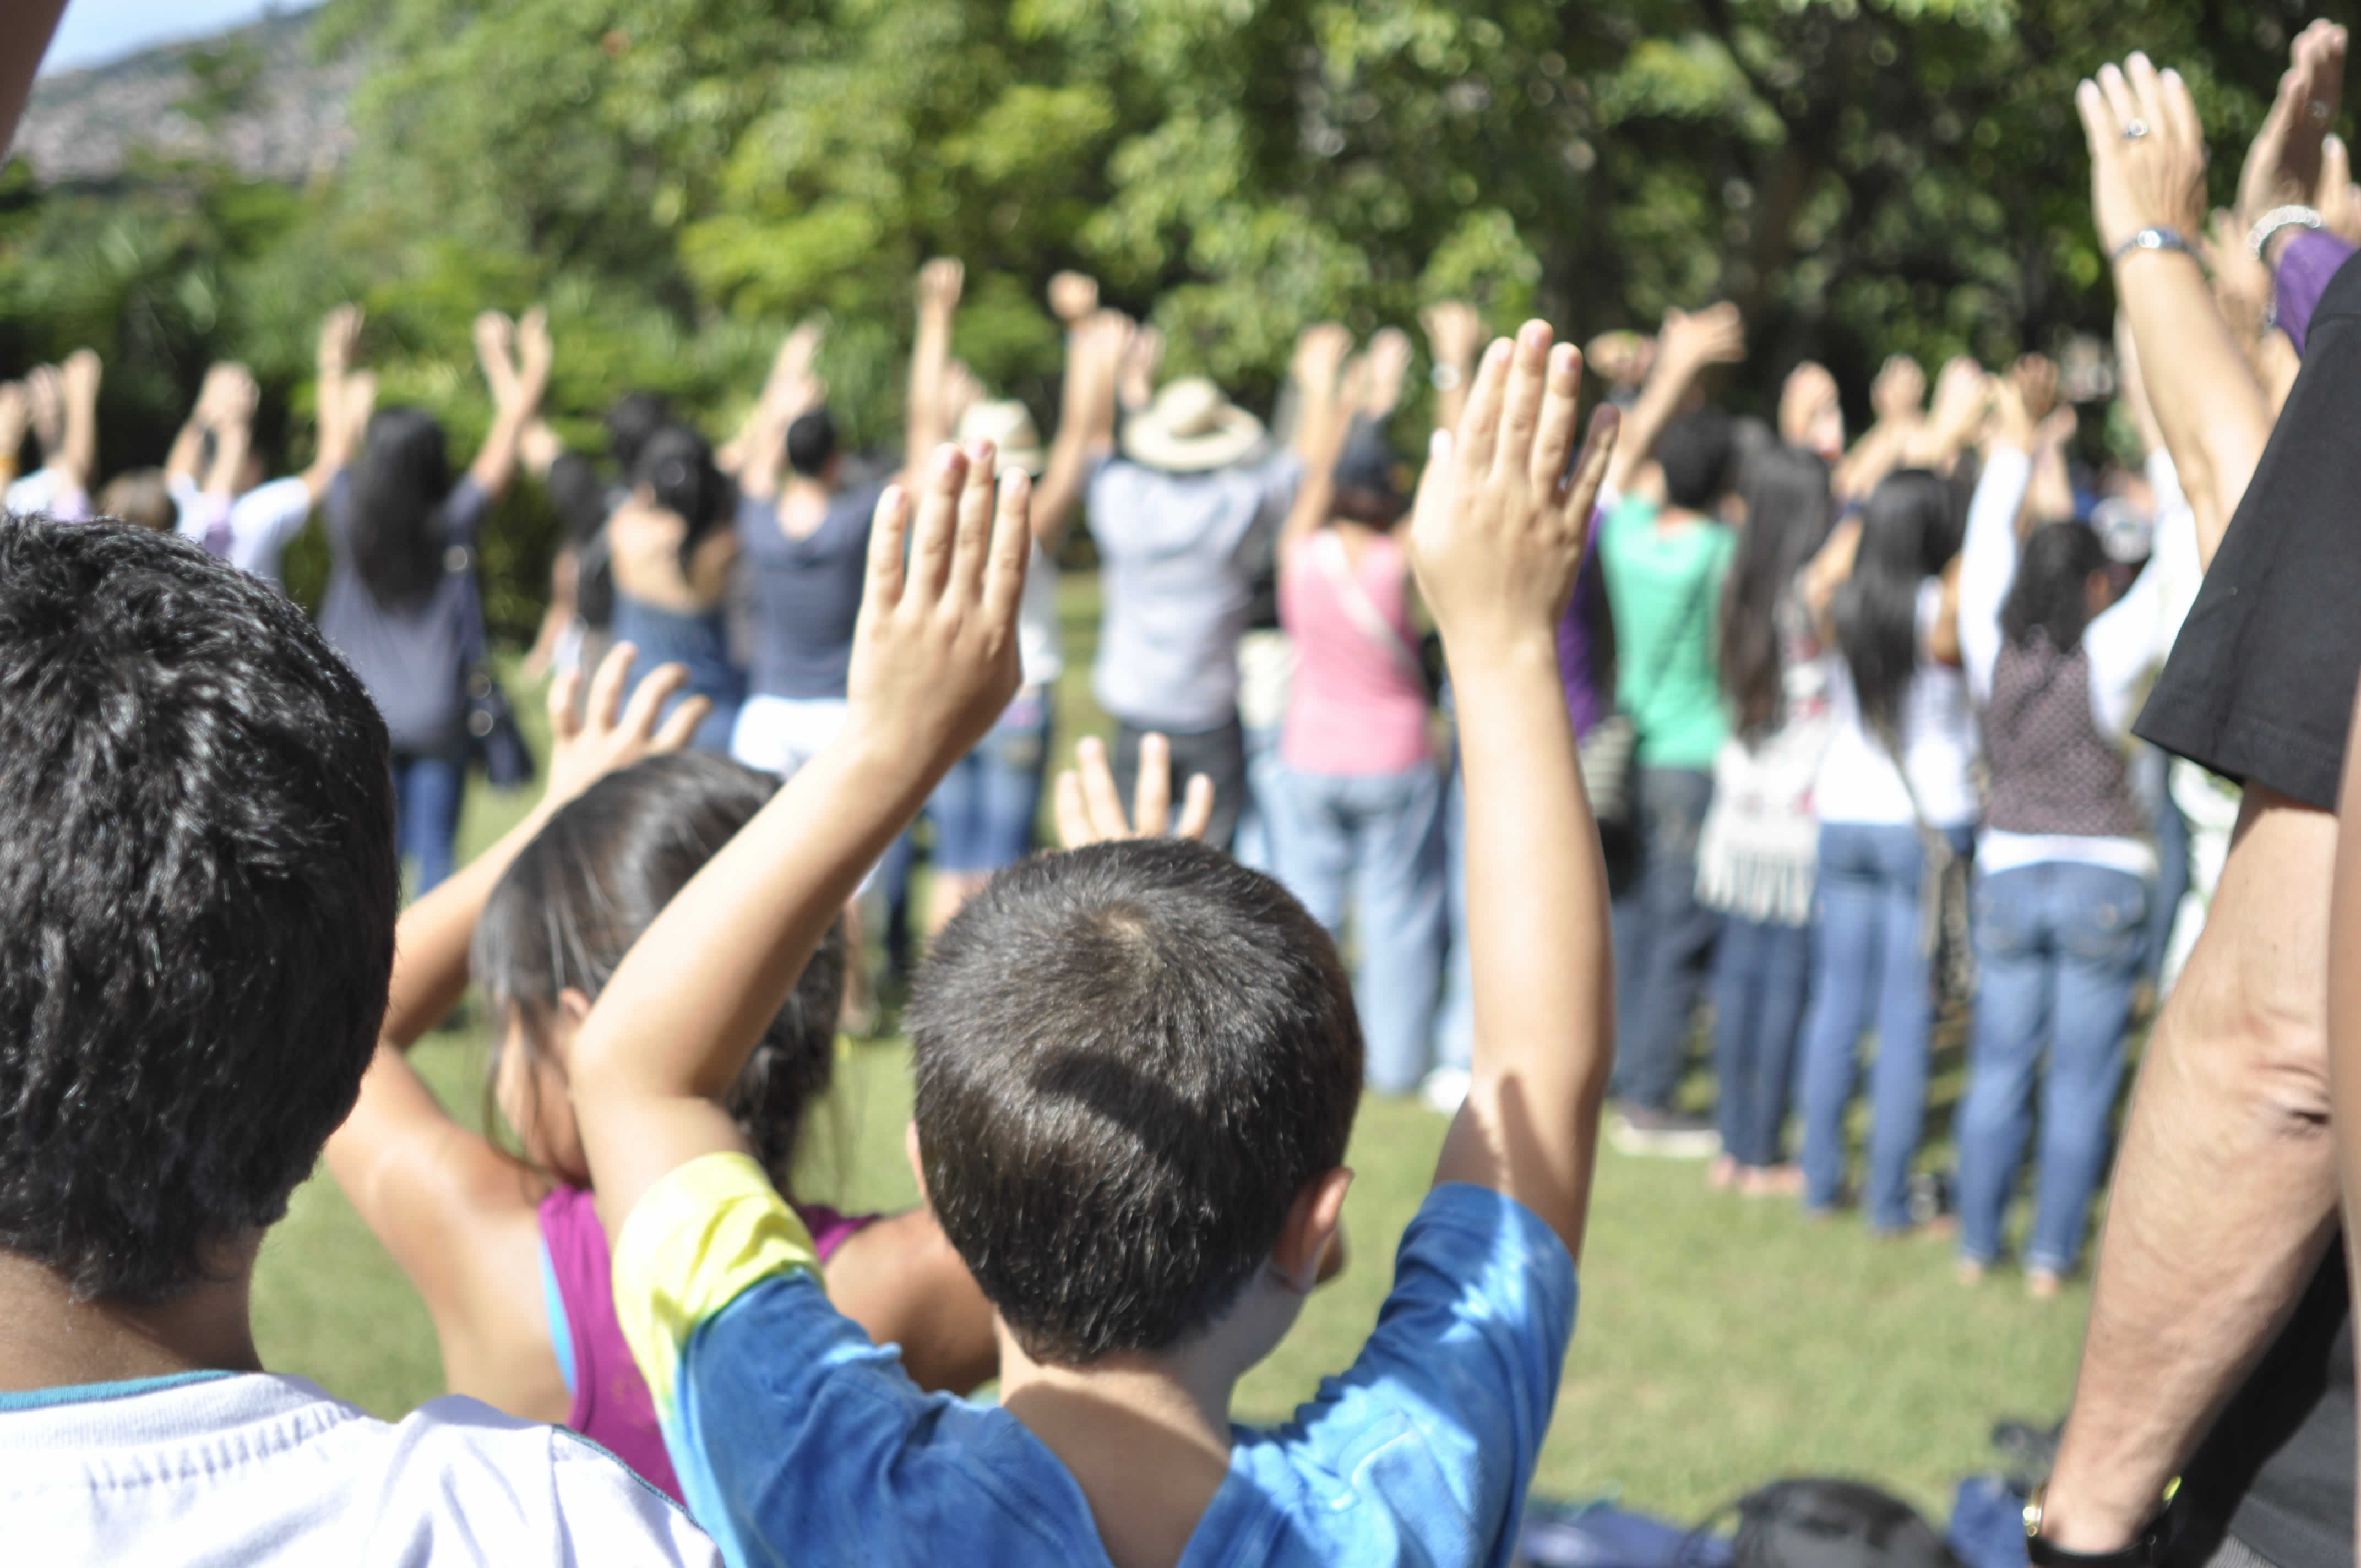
[955,400,1047,476]
[1120,377,1266,473]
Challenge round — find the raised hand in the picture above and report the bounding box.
[1780,361,1844,459]
[1292,321,1353,394]
[2322,134,2361,245]
[2079,55,2207,256]
[472,311,518,397]
[1408,322,1620,659]
[542,641,709,806]
[2235,20,2349,247]
[0,382,24,461]
[1117,321,1165,410]
[1421,300,1485,372]
[1362,326,1414,417]
[845,441,1030,771]
[1048,271,1100,325]
[1054,734,1215,850]
[918,257,965,319]
[1871,355,1927,424]
[319,304,363,374]
[1658,302,1746,372]
[515,306,553,406]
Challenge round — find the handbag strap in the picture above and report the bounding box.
[1312,529,1426,688]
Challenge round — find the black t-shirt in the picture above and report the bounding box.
[2170,1250,2355,1568]
[2135,248,2361,809]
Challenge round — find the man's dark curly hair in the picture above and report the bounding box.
[0,516,399,1304]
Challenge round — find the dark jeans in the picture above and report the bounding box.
[1608,767,1718,1112]
[1955,862,2148,1274]
[1113,716,1247,852]
[393,747,466,897]
[1712,913,1813,1169]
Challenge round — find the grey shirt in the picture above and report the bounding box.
[1086,450,1302,732]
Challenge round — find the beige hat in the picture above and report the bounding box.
[1120,377,1266,473]
[955,399,1047,476]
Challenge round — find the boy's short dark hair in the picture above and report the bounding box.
[0,518,398,1304]
[910,839,1362,1363]
[1659,408,1738,511]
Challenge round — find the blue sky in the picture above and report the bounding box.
[41,1,296,77]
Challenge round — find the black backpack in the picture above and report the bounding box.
[1731,1479,1963,1568]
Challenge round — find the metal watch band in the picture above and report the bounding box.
[2109,226,2200,265]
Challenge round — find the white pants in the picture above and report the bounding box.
[731,695,851,780]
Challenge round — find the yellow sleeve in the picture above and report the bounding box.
[611,1151,818,1420]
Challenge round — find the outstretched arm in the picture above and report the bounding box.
[730,320,826,502]
[467,307,552,500]
[1834,356,1926,504]
[0,383,25,491]
[905,259,964,482]
[573,443,1031,1242]
[1031,281,1124,552]
[1421,301,1484,437]
[1273,324,1357,564]
[2080,55,2273,569]
[203,366,259,501]
[57,350,100,499]
[1419,324,1622,1260]
[0,1,64,156]
[300,306,366,502]
[167,365,236,492]
[1603,303,1741,500]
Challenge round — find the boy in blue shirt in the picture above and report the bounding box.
[571,321,1623,1568]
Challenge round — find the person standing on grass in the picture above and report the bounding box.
[1088,324,1347,852]
[1791,465,1978,1234]
[603,424,746,754]
[1593,303,1747,1156]
[1697,435,1837,1194]
[922,266,1128,934]
[1268,324,1450,1099]
[319,306,550,897]
[1950,356,2164,1297]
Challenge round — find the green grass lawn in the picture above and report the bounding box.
[253,573,2092,1528]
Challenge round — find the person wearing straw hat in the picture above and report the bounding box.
[1086,329,1350,850]
[921,271,1129,932]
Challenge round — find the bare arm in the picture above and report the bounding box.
[203,367,259,500]
[573,445,1032,1242]
[2080,57,2273,569]
[1273,323,1356,565]
[167,366,236,491]
[57,350,99,498]
[1419,324,1621,1260]
[0,1,66,156]
[732,320,826,502]
[1421,301,1483,437]
[905,259,964,483]
[300,306,366,502]
[1032,304,1124,553]
[1834,356,1926,504]
[0,383,24,489]
[466,307,551,500]
[1603,302,1742,500]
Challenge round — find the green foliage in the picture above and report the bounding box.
[2,0,2343,627]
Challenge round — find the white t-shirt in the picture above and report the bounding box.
[1812,578,1980,830]
[0,1370,717,1566]
[1018,540,1063,689]
[171,475,317,586]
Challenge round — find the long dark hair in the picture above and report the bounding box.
[472,753,845,1191]
[1831,469,1955,735]
[1718,445,1834,744]
[349,407,456,611]
[2001,520,2109,653]
[632,423,731,578]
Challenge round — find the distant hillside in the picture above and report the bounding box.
[11,7,361,185]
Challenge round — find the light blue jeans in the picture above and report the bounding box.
[1797,820,1970,1230]
[1954,862,2148,1275]
[1272,763,1448,1096]
[1434,753,1475,1073]
[393,748,466,898]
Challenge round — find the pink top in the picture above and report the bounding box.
[1279,530,1432,775]
[537,1182,875,1505]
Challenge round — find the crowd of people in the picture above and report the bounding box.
[9,4,2361,1564]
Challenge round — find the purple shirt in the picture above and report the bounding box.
[2276,228,2357,356]
[1555,526,1609,740]
[538,1183,875,1505]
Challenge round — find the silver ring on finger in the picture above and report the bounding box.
[2121,118,2151,141]
[2310,100,2335,124]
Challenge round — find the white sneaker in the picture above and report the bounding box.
[1418,1066,1471,1115]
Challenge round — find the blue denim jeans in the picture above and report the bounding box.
[393,748,466,898]
[1273,763,1448,1096]
[1233,721,1287,876]
[1797,820,1968,1229]
[1955,862,2148,1274]
[1712,914,1813,1169]
[1434,752,1475,1074]
[1608,768,1719,1112]
[926,688,1051,873]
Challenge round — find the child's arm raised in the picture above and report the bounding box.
[1414,323,1620,1261]
[573,443,1030,1243]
